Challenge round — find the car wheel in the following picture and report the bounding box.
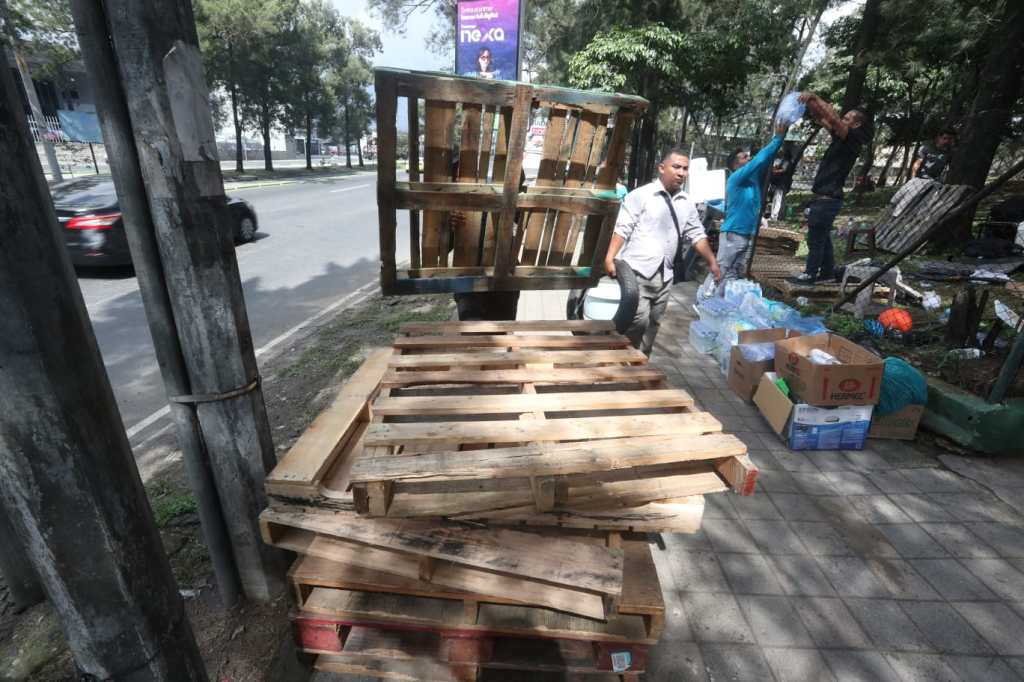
[237,215,256,243]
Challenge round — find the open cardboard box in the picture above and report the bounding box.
[869,404,925,440]
[754,372,874,451]
[728,328,801,402]
[774,333,884,407]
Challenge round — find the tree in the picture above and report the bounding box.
[284,0,347,170]
[329,19,380,168]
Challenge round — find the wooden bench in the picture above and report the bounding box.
[375,68,647,295]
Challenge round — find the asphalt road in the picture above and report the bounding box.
[76,172,408,445]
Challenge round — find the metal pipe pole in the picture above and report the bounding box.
[988,326,1024,404]
[70,0,241,607]
[0,47,207,681]
[835,155,1024,309]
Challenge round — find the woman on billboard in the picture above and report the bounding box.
[466,46,499,79]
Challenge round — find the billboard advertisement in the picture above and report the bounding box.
[456,0,521,81]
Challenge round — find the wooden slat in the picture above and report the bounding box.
[481,106,513,266]
[389,273,594,295]
[400,320,615,335]
[375,72,399,291]
[261,508,623,595]
[265,349,390,494]
[492,84,533,281]
[278,533,606,619]
[716,454,759,496]
[363,412,722,447]
[421,100,456,267]
[393,334,630,350]
[371,388,692,416]
[474,497,705,534]
[582,109,634,265]
[380,365,664,387]
[521,108,568,265]
[454,104,483,266]
[389,347,645,368]
[382,68,518,107]
[549,110,601,266]
[300,587,652,644]
[351,432,742,484]
[407,96,421,270]
[583,115,609,184]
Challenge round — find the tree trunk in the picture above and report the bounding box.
[344,99,353,168]
[261,108,273,171]
[938,2,1024,247]
[678,104,688,146]
[228,45,243,173]
[841,0,882,112]
[627,119,641,189]
[877,141,901,187]
[305,109,313,170]
[639,110,658,185]
[0,46,207,680]
[946,1,1024,189]
[99,0,285,601]
[14,51,63,182]
[895,143,912,184]
[356,135,364,167]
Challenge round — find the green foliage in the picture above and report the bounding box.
[2,0,78,84]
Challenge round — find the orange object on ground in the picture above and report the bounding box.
[878,307,913,333]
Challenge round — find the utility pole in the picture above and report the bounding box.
[14,51,63,182]
[0,48,207,680]
[70,0,241,607]
[74,0,284,600]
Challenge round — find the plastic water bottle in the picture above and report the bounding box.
[795,296,809,307]
[809,348,841,365]
[946,348,984,360]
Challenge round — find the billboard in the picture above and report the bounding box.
[57,110,103,144]
[456,0,521,81]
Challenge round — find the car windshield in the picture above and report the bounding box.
[52,177,117,209]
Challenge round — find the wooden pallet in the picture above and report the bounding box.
[265,320,755,532]
[261,508,623,620]
[307,627,645,681]
[287,534,664,640]
[874,182,972,253]
[375,68,648,295]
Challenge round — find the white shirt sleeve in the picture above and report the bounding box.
[679,199,707,245]
[613,189,643,241]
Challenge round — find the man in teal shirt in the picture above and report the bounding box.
[717,123,788,290]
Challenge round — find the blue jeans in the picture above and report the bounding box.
[804,197,842,279]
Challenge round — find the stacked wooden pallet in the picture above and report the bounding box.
[262,320,756,680]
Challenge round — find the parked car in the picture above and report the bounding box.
[51,177,259,267]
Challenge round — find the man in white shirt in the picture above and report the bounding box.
[605,149,721,355]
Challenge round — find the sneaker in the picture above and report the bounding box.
[785,273,817,285]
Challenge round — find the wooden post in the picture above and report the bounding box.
[93,0,285,600]
[70,0,241,606]
[0,48,207,680]
[988,327,1024,404]
[13,50,63,182]
[0,509,44,612]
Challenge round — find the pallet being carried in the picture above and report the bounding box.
[375,68,648,295]
[265,319,756,532]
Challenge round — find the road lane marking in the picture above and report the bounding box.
[126,277,380,441]
[329,183,371,193]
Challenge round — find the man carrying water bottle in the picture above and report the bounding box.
[717,121,790,292]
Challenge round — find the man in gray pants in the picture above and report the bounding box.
[604,149,721,355]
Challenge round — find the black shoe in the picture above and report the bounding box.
[785,273,817,285]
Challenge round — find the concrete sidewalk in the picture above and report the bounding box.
[518,283,1024,682]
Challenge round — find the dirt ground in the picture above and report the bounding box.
[0,292,454,681]
[773,181,1024,400]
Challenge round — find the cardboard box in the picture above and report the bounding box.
[774,333,884,406]
[753,372,874,451]
[728,328,801,402]
[869,404,925,440]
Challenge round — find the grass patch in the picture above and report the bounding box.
[147,480,198,527]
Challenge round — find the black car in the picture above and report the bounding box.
[51,176,259,267]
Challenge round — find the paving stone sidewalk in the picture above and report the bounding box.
[522,284,1024,682]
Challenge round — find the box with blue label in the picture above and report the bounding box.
[753,372,874,451]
